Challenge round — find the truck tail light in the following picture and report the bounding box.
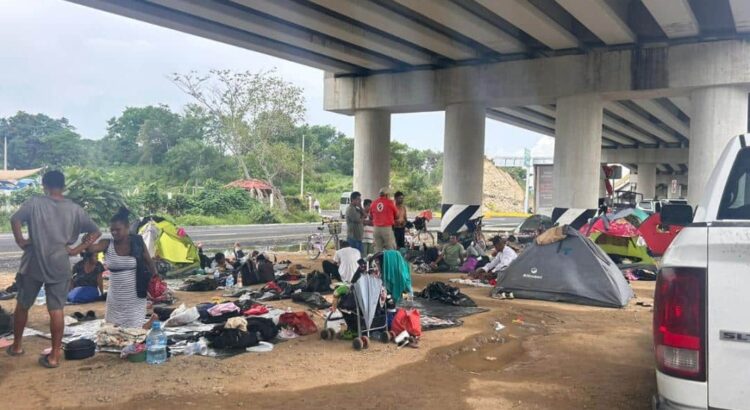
[653,267,706,381]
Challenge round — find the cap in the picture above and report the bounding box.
[379,187,391,196]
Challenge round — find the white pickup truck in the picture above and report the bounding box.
[654,135,750,410]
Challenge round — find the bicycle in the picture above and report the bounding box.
[406,210,435,248]
[306,218,342,260]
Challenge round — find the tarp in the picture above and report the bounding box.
[0,168,42,181]
[134,217,199,266]
[584,217,640,238]
[637,213,685,256]
[493,226,633,308]
[516,214,553,233]
[610,208,650,226]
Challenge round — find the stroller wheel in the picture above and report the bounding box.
[352,338,364,351]
[320,329,330,340]
[379,332,390,344]
[361,336,370,349]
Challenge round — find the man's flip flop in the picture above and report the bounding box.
[6,346,25,356]
[38,354,59,369]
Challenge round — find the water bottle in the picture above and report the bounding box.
[212,269,219,280]
[146,321,167,365]
[35,287,46,306]
[225,274,234,289]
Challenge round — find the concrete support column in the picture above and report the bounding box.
[553,94,603,209]
[353,110,391,200]
[688,86,749,204]
[637,164,657,199]
[441,102,486,234]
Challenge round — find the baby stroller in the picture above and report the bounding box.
[321,264,393,350]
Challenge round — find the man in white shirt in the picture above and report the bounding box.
[476,237,517,275]
[324,241,361,283]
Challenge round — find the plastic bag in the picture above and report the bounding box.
[459,256,478,273]
[164,304,200,327]
[390,308,422,338]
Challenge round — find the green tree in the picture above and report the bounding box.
[103,105,184,165]
[171,69,306,202]
[164,139,237,184]
[0,112,86,168]
[63,167,130,226]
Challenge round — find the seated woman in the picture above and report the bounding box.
[67,251,104,304]
[79,208,157,329]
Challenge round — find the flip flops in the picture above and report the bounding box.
[38,354,60,369]
[6,346,24,356]
[72,311,97,322]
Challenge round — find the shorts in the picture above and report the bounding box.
[16,273,68,311]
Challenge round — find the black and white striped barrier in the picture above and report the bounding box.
[551,208,597,229]
[440,203,482,234]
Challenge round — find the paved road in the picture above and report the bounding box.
[0,217,523,271]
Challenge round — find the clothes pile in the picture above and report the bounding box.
[417,281,477,307]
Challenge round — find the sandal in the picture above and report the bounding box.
[38,354,60,369]
[84,311,97,321]
[72,312,85,321]
[6,346,24,356]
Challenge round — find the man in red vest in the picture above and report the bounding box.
[370,187,398,252]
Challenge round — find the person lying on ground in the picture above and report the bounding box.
[233,242,245,261]
[210,252,230,273]
[197,242,211,270]
[322,241,361,283]
[67,251,105,304]
[83,208,157,330]
[7,170,101,368]
[473,236,517,278]
[431,234,465,272]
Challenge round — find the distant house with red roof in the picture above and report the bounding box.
[225,179,281,206]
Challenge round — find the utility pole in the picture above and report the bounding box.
[300,133,305,198]
[523,148,531,213]
[3,135,6,171]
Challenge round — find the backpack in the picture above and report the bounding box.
[304,271,332,293]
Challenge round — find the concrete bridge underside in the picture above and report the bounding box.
[68,0,750,229]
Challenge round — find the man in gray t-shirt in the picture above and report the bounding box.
[345,191,364,255]
[7,171,100,368]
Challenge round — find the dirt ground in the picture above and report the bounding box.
[0,252,657,410]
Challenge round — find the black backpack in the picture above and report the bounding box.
[304,271,332,293]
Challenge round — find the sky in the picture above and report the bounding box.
[0,0,554,158]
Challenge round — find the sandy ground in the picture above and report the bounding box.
[0,252,657,410]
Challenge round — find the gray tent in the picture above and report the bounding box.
[493,226,633,308]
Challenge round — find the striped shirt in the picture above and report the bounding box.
[104,240,147,329]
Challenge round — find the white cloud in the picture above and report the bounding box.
[531,137,555,158]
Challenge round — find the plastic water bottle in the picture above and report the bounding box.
[35,287,46,306]
[225,274,234,289]
[146,321,167,365]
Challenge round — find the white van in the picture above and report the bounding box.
[339,192,351,219]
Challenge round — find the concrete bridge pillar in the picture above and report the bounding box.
[688,86,749,205]
[553,94,603,209]
[637,163,657,200]
[353,110,391,201]
[440,102,486,234]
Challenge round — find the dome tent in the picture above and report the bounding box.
[130,216,199,266]
[492,225,633,308]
